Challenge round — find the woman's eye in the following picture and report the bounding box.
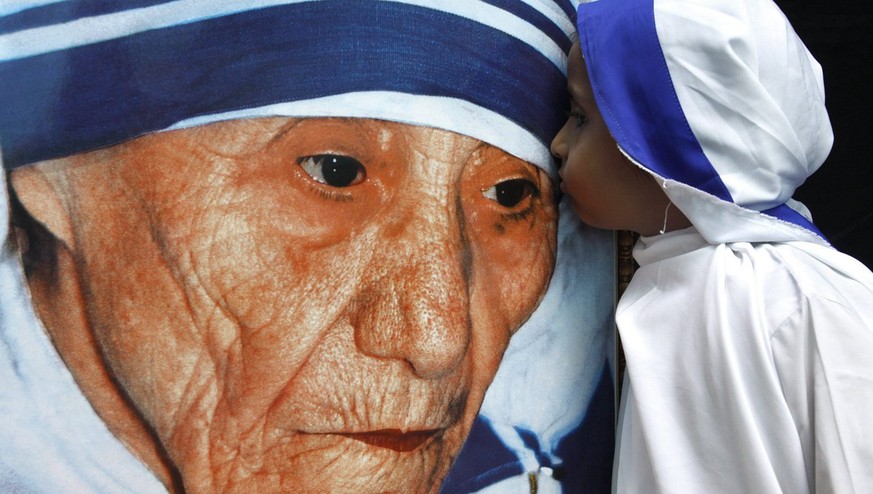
[297,154,366,187]
[482,178,539,208]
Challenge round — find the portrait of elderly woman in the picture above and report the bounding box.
[0,1,615,493]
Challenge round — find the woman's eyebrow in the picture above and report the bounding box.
[268,119,305,145]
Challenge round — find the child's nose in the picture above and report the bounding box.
[550,120,570,163]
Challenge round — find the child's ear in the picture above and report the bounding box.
[10,163,76,251]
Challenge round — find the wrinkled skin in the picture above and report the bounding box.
[13,118,557,493]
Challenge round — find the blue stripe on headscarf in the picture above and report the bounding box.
[577,0,733,202]
[763,204,826,238]
[0,0,179,34]
[554,0,576,20]
[0,0,567,168]
[480,0,573,52]
[0,0,579,39]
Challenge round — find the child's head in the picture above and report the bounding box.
[551,40,689,236]
[554,0,833,245]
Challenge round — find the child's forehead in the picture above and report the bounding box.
[566,44,595,106]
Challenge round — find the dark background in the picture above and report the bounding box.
[778,1,873,268]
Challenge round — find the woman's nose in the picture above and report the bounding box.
[352,202,471,379]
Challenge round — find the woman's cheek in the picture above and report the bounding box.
[467,208,557,328]
[505,218,557,325]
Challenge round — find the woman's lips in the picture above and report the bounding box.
[336,429,442,452]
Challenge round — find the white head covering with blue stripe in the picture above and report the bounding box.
[578,0,833,245]
[0,0,576,175]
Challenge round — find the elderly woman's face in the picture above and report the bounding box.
[47,118,556,492]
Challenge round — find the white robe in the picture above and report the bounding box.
[614,228,873,493]
[575,0,873,491]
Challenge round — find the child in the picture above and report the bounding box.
[551,0,873,492]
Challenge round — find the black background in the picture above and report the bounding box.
[778,1,873,268]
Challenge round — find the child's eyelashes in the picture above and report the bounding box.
[564,108,588,128]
